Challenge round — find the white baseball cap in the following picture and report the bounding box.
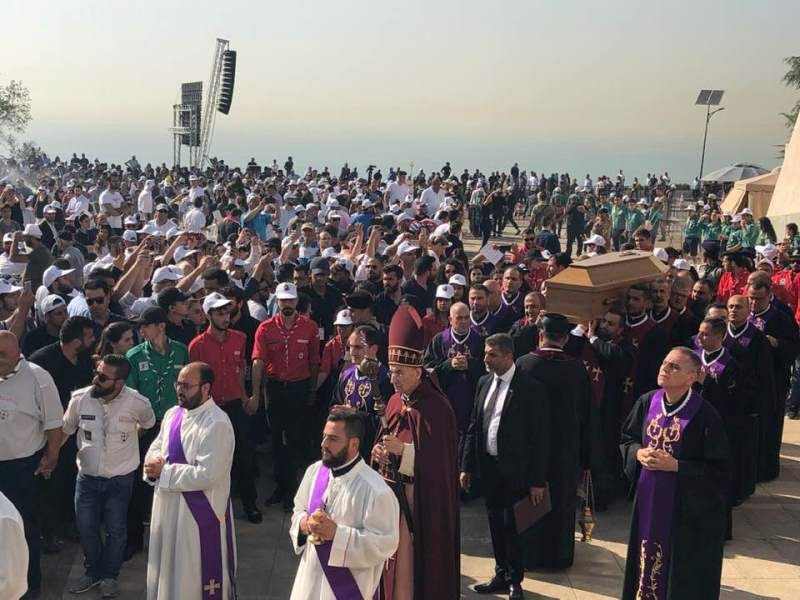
[672,259,692,271]
[321,247,338,259]
[755,243,778,260]
[122,230,138,243]
[448,274,467,287]
[23,224,42,238]
[585,234,606,248]
[43,265,75,288]
[0,281,22,295]
[202,292,232,314]
[174,246,200,262]
[741,207,753,216]
[334,308,353,326]
[152,265,183,284]
[397,240,420,255]
[275,282,298,300]
[653,248,669,263]
[436,284,455,299]
[41,294,66,315]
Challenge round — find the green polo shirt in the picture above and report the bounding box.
[625,209,644,234]
[126,339,189,421]
[611,205,627,230]
[702,221,723,241]
[741,223,759,248]
[726,227,744,248]
[684,215,702,238]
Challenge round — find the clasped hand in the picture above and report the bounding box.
[636,447,678,472]
[306,509,337,541]
[144,456,165,479]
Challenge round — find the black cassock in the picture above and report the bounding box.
[754,303,800,480]
[515,348,591,569]
[696,349,756,538]
[620,391,730,600]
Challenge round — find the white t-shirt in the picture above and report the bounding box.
[183,208,206,233]
[138,189,153,215]
[66,194,90,218]
[99,189,124,228]
[386,181,409,205]
[419,187,444,215]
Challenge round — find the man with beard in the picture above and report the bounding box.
[306,257,345,348]
[724,294,774,491]
[124,307,190,558]
[143,362,237,600]
[17,225,53,289]
[61,355,154,598]
[372,305,460,600]
[29,316,95,553]
[620,348,729,600]
[401,255,436,317]
[515,314,591,570]
[649,278,680,339]
[621,284,670,416]
[747,272,799,481]
[424,302,485,444]
[690,278,715,320]
[499,266,525,321]
[469,283,504,339]
[35,263,76,319]
[189,293,261,524]
[158,287,196,347]
[252,282,321,511]
[22,294,67,357]
[84,279,127,340]
[668,278,700,346]
[694,317,755,537]
[290,409,399,599]
[373,265,403,327]
[509,291,543,358]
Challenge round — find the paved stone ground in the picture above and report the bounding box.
[40,224,800,599]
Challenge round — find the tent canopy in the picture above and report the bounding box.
[767,116,800,230]
[702,163,769,183]
[720,168,781,217]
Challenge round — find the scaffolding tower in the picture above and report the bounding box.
[170,103,200,167]
[197,38,230,169]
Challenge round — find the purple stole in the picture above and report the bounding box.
[167,408,236,600]
[698,349,731,382]
[749,304,777,332]
[632,390,703,600]
[500,291,524,320]
[307,465,374,600]
[340,364,384,410]
[724,322,756,351]
[441,328,483,409]
[470,312,497,338]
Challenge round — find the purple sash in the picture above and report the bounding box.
[699,349,731,382]
[725,322,756,350]
[168,408,236,600]
[632,390,703,600]
[749,304,777,332]
[308,465,374,600]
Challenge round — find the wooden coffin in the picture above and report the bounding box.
[546,251,669,322]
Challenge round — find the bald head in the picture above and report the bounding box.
[727,294,750,326]
[450,301,471,334]
[0,331,20,376]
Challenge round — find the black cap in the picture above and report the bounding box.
[346,290,372,310]
[156,287,189,310]
[310,257,330,275]
[701,239,721,254]
[136,306,168,326]
[539,313,571,337]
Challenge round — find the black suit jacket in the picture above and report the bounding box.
[461,369,549,494]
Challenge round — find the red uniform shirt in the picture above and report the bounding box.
[771,269,797,310]
[253,314,321,381]
[715,270,750,304]
[422,314,447,346]
[320,335,345,375]
[188,328,246,403]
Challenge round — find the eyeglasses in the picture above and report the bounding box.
[93,370,120,383]
[86,296,105,306]
[174,381,201,391]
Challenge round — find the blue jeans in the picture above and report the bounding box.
[0,452,42,591]
[75,471,135,580]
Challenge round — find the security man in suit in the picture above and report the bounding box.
[460,333,549,600]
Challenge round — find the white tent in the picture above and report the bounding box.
[767,117,800,231]
[719,168,781,218]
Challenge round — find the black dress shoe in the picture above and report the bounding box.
[265,489,283,505]
[509,582,525,599]
[473,575,509,594]
[244,506,263,524]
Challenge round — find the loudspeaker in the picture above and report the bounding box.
[217,50,236,115]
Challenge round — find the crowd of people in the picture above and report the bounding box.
[0,152,798,600]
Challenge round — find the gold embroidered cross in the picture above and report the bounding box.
[204,579,221,595]
[591,366,602,382]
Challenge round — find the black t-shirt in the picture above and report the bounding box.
[307,284,345,343]
[29,343,94,408]
[166,319,197,347]
[22,325,59,357]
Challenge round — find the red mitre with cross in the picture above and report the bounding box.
[388,305,425,367]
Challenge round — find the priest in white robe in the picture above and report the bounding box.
[290,408,399,600]
[144,362,236,600]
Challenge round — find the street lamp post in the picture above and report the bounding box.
[695,89,725,182]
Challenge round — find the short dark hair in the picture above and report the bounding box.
[202,268,229,286]
[84,279,110,296]
[469,283,489,296]
[382,264,403,279]
[702,316,727,336]
[485,333,514,355]
[704,302,728,315]
[414,256,436,276]
[60,316,94,344]
[629,282,652,301]
[326,408,365,440]
[101,353,131,380]
[633,228,651,240]
[353,325,382,347]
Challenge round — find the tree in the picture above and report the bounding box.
[778,56,800,157]
[0,79,32,149]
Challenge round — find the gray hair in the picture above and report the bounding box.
[485,333,514,356]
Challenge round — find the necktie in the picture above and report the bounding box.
[483,376,503,439]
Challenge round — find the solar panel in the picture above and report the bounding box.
[696,89,724,106]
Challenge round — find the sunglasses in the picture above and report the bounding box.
[86,296,105,306]
[93,370,120,383]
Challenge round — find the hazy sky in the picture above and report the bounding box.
[4,0,799,182]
